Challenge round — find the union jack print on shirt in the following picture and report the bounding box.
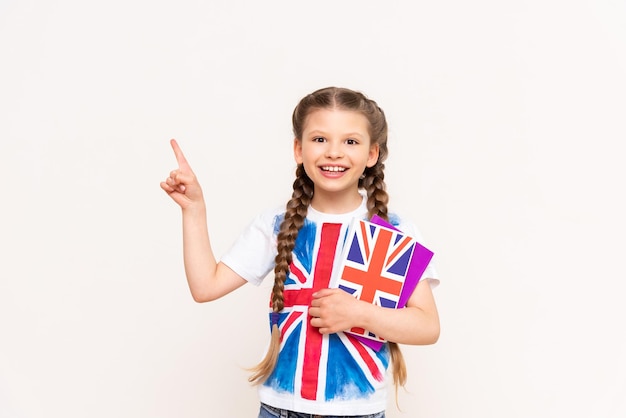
[333,218,418,342]
[264,218,389,402]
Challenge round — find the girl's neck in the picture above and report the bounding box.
[309,189,364,214]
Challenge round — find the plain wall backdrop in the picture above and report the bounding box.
[1,0,625,417]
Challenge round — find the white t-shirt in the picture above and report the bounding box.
[221,194,438,415]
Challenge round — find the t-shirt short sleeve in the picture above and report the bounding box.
[219,207,280,286]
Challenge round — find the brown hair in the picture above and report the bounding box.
[248,87,407,397]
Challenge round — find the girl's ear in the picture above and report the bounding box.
[366,143,380,167]
[294,138,303,164]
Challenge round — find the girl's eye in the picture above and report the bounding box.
[346,138,358,145]
[313,137,325,143]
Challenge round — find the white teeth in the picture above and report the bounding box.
[321,166,346,172]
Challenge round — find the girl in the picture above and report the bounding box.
[161,87,440,418]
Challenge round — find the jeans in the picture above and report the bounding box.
[258,403,385,418]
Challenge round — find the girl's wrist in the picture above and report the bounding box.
[354,298,376,331]
[181,200,207,217]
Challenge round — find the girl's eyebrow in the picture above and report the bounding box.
[306,130,328,136]
[306,130,365,138]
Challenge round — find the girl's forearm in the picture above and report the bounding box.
[354,279,440,345]
[180,204,218,302]
[357,302,440,345]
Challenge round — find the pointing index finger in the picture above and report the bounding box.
[170,139,189,168]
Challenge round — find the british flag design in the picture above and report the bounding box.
[264,217,389,402]
[334,218,417,342]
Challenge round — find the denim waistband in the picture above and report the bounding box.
[258,403,385,418]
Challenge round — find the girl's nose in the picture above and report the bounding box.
[325,142,344,158]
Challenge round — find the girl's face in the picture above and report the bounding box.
[294,108,379,211]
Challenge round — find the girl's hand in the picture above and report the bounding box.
[160,139,204,210]
[309,288,363,334]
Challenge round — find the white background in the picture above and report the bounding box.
[1,0,625,417]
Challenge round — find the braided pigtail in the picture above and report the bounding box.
[362,161,407,394]
[361,162,389,221]
[248,164,313,384]
[362,161,408,404]
[354,94,409,406]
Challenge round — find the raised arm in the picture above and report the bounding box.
[160,139,247,302]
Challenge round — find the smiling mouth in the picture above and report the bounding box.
[320,166,347,172]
